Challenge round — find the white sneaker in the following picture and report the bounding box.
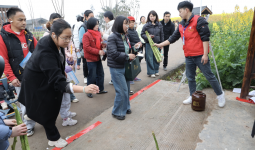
[24,114,31,121]
[155,73,159,76]
[217,92,226,108]
[183,96,192,104]
[69,112,77,118]
[62,118,78,126]
[27,128,34,137]
[84,77,87,84]
[109,80,113,85]
[72,99,79,103]
[1,101,8,110]
[149,74,156,78]
[48,138,68,148]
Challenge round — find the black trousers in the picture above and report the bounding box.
[82,57,88,78]
[43,123,60,141]
[163,45,170,67]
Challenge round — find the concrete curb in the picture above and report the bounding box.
[160,63,185,80]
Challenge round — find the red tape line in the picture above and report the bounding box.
[129,79,161,101]
[52,121,102,150]
[52,80,160,149]
[236,97,255,104]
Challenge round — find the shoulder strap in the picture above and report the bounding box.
[25,32,34,53]
[79,24,87,33]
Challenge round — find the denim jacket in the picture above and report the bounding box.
[0,112,12,150]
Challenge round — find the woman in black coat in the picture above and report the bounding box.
[18,19,99,148]
[107,16,140,120]
[141,10,164,78]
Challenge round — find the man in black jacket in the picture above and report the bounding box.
[160,11,175,71]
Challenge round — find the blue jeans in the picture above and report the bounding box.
[110,67,130,116]
[70,93,76,101]
[87,60,104,91]
[77,58,81,66]
[145,43,159,75]
[185,55,222,96]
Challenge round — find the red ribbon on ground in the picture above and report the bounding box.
[52,121,102,150]
[52,80,161,149]
[236,97,255,104]
[129,79,161,101]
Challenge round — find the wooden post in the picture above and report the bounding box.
[240,8,255,99]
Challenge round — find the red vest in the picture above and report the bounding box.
[179,15,209,57]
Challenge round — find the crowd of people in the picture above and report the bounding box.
[0,1,226,149]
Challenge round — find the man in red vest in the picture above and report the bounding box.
[154,1,225,107]
[0,7,37,136]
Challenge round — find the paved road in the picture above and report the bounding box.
[8,39,184,150]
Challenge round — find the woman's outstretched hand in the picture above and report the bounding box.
[85,84,99,94]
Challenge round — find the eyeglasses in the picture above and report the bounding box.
[59,36,73,42]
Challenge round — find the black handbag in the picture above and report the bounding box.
[125,57,141,81]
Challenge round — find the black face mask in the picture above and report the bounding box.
[0,56,4,77]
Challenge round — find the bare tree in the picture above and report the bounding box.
[26,0,35,33]
[51,0,65,18]
[90,5,95,12]
[98,0,130,28]
[129,0,140,20]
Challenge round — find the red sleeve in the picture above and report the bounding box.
[0,35,17,82]
[83,34,100,55]
[33,36,38,47]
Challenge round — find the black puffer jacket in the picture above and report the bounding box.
[127,28,141,54]
[127,28,140,46]
[160,19,175,40]
[107,32,129,68]
[141,21,164,44]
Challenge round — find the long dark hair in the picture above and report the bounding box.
[146,10,159,23]
[50,19,71,38]
[112,16,129,34]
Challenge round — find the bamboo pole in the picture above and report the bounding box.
[11,103,30,150]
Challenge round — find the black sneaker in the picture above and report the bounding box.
[87,93,93,98]
[126,109,132,114]
[112,114,125,120]
[27,128,34,137]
